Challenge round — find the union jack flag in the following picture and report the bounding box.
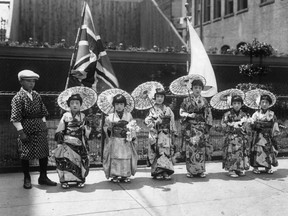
[67,3,119,92]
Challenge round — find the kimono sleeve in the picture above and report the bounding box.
[179,97,190,118]
[144,108,156,126]
[55,112,67,133]
[167,107,177,133]
[204,98,213,126]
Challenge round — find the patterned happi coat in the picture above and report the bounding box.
[180,94,213,175]
[10,88,49,160]
[145,105,176,177]
[53,112,90,183]
[250,109,279,169]
[221,109,250,172]
[103,111,138,179]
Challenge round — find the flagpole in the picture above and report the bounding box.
[184,1,190,74]
[151,0,187,48]
[64,1,87,90]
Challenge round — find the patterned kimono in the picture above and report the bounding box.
[180,95,213,175]
[103,111,138,179]
[54,112,90,183]
[250,109,279,169]
[145,105,176,177]
[221,109,250,172]
[10,88,49,160]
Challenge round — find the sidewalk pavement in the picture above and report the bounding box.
[1,159,288,216]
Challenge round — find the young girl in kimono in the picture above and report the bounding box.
[145,88,177,180]
[54,94,91,189]
[250,94,279,174]
[103,94,138,183]
[221,95,250,178]
[180,79,213,178]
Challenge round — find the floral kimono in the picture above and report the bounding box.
[53,112,90,184]
[145,105,177,177]
[103,111,138,179]
[180,95,213,175]
[221,109,250,172]
[250,109,279,169]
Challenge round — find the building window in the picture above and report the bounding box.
[221,45,230,54]
[225,0,233,15]
[260,0,275,6]
[260,0,274,3]
[204,0,211,22]
[237,0,248,11]
[214,0,221,19]
[194,0,201,26]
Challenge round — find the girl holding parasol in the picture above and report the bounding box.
[144,88,177,180]
[99,89,138,183]
[178,76,213,178]
[54,87,97,189]
[245,90,280,174]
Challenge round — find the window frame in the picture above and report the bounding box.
[213,0,222,19]
[224,0,234,16]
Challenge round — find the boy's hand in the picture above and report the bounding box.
[18,130,28,141]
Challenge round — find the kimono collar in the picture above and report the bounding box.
[260,108,269,114]
[231,108,241,116]
[116,110,124,119]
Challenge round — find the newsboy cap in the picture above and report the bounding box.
[18,70,40,81]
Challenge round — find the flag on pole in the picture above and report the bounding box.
[187,19,217,97]
[67,2,119,92]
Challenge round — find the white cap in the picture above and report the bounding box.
[18,70,40,81]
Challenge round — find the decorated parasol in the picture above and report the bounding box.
[244,89,276,109]
[57,86,97,111]
[169,74,206,96]
[210,88,244,110]
[97,88,135,114]
[131,81,164,110]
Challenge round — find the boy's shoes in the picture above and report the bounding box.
[23,176,32,189]
[38,177,57,186]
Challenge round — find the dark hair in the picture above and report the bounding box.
[260,94,272,104]
[191,79,204,89]
[154,88,166,100]
[112,94,127,107]
[67,94,83,106]
[231,95,243,105]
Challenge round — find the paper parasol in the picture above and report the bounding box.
[244,89,276,109]
[97,88,135,114]
[131,81,164,110]
[57,86,97,111]
[210,88,244,110]
[169,74,206,96]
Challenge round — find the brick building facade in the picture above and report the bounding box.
[184,0,288,54]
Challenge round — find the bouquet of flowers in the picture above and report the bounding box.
[126,120,141,142]
[227,116,254,128]
[239,64,270,78]
[238,39,274,57]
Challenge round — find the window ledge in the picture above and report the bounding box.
[224,13,234,19]
[203,21,211,26]
[213,17,222,23]
[260,1,275,7]
[236,8,248,15]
